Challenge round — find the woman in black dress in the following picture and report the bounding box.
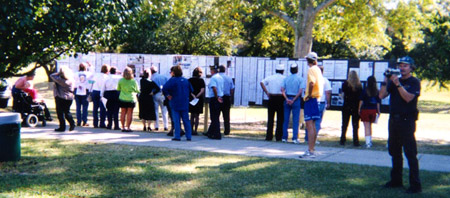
[139,69,160,131]
[188,67,205,135]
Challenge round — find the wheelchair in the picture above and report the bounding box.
[12,92,48,127]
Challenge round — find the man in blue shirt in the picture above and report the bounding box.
[151,66,169,131]
[219,65,235,135]
[281,64,304,144]
[379,56,422,194]
[204,65,224,140]
[162,65,193,141]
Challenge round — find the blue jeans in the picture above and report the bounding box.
[282,97,301,140]
[171,109,192,140]
[91,90,106,128]
[75,94,89,125]
[305,102,326,141]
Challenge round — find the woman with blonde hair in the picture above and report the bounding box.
[117,67,140,132]
[340,70,362,146]
[50,66,76,132]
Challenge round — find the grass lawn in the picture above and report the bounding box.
[1,139,449,197]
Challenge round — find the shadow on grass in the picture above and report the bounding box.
[1,139,449,197]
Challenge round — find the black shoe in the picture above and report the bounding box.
[167,132,174,136]
[54,128,65,132]
[143,126,147,131]
[100,125,107,128]
[77,123,81,127]
[202,132,209,136]
[114,127,121,130]
[106,126,112,130]
[186,139,191,141]
[181,131,185,137]
[406,187,422,194]
[46,117,53,121]
[224,132,230,135]
[265,138,273,141]
[171,138,181,141]
[339,141,345,146]
[69,125,75,131]
[148,127,152,132]
[192,132,198,136]
[208,134,221,140]
[155,128,159,131]
[164,127,168,131]
[384,181,403,188]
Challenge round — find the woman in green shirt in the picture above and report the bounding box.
[117,67,140,132]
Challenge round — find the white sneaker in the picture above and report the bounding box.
[282,139,287,143]
[315,140,320,145]
[366,142,372,148]
[299,150,315,158]
[293,139,300,144]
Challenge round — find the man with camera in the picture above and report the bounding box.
[379,56,422,194]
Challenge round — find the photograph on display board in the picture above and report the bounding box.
[331,95,344,106]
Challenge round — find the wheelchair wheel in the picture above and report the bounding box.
[25,114,39,127]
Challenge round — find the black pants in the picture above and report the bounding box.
[55,97,75,130]
[340,107,360,145]
[221,95,231,135]
[207,98,222,139]
[388,115,421,189]
[266,95,284,141]
[104,90,120,129]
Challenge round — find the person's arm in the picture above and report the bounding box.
[325,90,331,109]
[390,75,415,103]
[50,73,68,87]
[306,81,314,100]
[358,100,363,115]
[212,86,222,103]
[379,77,389,99]
[293,87,303,102]
[260,82,270,96]
[196,88,205,98]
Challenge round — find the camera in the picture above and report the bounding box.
[384,68,401,78]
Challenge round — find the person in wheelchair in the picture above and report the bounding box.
[12,71,52,125]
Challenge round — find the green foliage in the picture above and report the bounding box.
[0,0,141,78]
[119,0,244,56]
[411,15,450,88]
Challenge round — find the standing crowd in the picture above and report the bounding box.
[11,53,422,193]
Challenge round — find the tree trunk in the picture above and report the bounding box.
[293,4,316,58]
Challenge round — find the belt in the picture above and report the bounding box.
[287,95,296,97]
[319,102,326,104]
[269,94,283,96]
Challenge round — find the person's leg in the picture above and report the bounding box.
[55,97,65,130]
[120,107,127,130]
[153,96,160,129]
[274,97,284,141]
[363,121,372,146]
[126,107,134,130]
[388,118,403,185]
[181,110,192,140]
[75,95,82,125]
[282,101,291,141]
[306,120,316,151]
[106,99,113,129]
[172,109,181,139]
[92,91,100,127]
[351,109,360,146]
[402,119,421,190]
[142,119,147,131]
[62,98,75,130]
[266,99,275,140]
[340,109,351,145]
[81,95,89,125]
[161,104,168,129]
[222,96,231,135]
[99,99,107,128]
[292,99,301,141]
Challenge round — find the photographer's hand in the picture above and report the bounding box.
[390,75,400,86]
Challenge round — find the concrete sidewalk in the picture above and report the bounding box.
[21,124,450,173]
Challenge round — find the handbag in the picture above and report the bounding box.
[86,83,94,102]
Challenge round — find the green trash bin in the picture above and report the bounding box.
[0,113,22,162]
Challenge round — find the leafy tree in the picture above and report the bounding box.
[0,0,141,79]
[411,14,450,88]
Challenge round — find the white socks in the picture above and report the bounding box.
[365,136,372,145]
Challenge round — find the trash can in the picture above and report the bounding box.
[0,113,22,162]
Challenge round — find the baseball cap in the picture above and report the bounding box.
[290,64,298,68]
[209,65,220,70]
[276,64,285,70]
[397,56,415,65]
[305,52,318,61]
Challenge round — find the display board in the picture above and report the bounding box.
[56,53,396,110]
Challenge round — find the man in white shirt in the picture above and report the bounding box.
[151,66,169,131]
[102,66,122,130]
[90,64,109,128]
[260,64,286,141]
[219,65,235,135]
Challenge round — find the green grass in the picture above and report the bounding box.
[1,139,449,197]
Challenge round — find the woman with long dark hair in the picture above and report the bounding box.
[340,70,362,146]
[359,76,381,148]
[139,69,160,131]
